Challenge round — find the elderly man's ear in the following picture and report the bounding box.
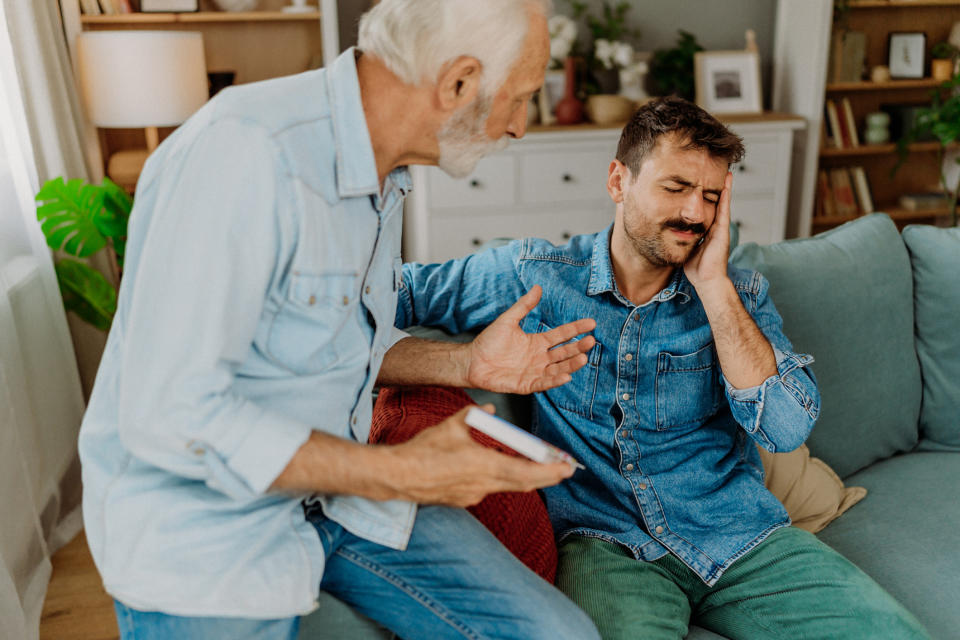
[435,56,482,111]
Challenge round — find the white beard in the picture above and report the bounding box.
[436,93,509,178]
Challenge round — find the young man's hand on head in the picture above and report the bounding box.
[684,171,733,290]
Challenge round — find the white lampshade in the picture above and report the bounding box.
[77,31,208,128]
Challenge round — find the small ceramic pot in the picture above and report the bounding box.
[585,95,634,125]
[932,58,954,82]
[214,0,258,11]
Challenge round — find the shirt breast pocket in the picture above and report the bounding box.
[539,321,602,419]
[266,271,357,374]
[655,343,722,430]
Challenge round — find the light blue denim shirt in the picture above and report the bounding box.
[79,49,416,618]
[397,228,820,586]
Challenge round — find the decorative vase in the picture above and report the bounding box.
[864,111,890,145]
[213,0,257,11]
[554,57,584,126]
[932,58,954,82]
[585,95,634,125]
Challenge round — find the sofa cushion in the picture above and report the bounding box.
[369,385,558,583]
[757,444,866,533]
[729,214,922,478]
[815,452,960,640]
[902,225,960,450]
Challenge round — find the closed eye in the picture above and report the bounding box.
[663,186,683,193]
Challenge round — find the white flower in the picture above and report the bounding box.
[594,38,614,69]
[594,39,634,70]
[548,15,577,62]
[612,41,635,69]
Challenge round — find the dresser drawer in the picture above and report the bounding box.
[730,135,779,195]
[427,155,517,210]
[730,194,782,245]
[519,150,613,204]
[424,209,612,263]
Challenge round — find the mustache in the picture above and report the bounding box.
[662,218,706,235]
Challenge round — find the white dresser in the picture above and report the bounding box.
[403,114,805,264]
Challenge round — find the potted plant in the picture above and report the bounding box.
[931,41,959,82]
[34,177,131,330]
[566,0,638,95]
[897,71,960,226]
[649,30,704,101]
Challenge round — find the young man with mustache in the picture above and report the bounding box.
[391,96,930,639]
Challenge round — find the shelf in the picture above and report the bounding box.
[825,79,943,92]
[820,141,946,157]
[80,10,320,24]
[849,0,960,7]
[812,207,954,227]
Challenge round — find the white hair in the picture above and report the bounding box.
[358,0,552,94]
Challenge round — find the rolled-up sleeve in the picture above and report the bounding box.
[723,272,820,453]
[116,120,311,500]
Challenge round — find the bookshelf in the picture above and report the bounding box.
[78,0,328,188]
[812,0,960,229]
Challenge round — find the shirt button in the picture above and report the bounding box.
[351,416,357,425]
[655,525,664,534]
[194,448,205,456]
[625,463,634,471]
[342,296,350,306]
[638,482,648,490]
[624,353,633,361]
[365,286,371,294]
[621,393,630,401]
[308,295,316,305]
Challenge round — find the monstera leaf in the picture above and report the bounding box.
[54,258,117,331]
[35,177,107,257]
[97,177,132,266]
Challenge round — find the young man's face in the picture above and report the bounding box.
[617,133,728,268]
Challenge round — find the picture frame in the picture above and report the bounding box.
[888,32,926,79]
[694,51,762,115]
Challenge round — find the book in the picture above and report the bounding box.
[115,0,133,12]
[826,100,846,149]
[817,170,838,218]
[829,168,858,217]
[828,30,867,83]
[850,166,874,215]
[899,192,949,211]
[79,0,101,14]
[98,0,116,14]
[841,98,860,147]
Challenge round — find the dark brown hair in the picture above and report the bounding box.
[616,96,745,175]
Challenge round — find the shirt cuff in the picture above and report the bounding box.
[723,347,816,437]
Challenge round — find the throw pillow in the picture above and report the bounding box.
[369,386,558,583]
[901,225,960,450]
[758,444,866,533]
[730,213,922,479]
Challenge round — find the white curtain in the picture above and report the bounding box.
[0,1,87,638]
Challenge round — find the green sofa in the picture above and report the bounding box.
[300,214,960,639]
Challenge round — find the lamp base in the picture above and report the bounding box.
[107,148,150,192]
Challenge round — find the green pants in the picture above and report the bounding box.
[556,526,930,640]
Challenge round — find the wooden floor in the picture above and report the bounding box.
[39,531,119,640]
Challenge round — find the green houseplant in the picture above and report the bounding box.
[896,71,960,227]
[35,177,131,330]
[649,30,704,101]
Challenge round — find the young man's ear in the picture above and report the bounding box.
[606,160,629,203]
[435,56,482,111]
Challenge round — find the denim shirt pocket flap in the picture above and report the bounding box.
[266,270,358,373]
[655,343,722,430]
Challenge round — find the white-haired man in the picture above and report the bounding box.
[78,0,600,638]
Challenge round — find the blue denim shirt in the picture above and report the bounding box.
[79,49,416,618]
[397,227,820,586]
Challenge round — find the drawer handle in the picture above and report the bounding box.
[562,174,573,183]
[471,237,483,246]
[737,165,746,173]
[469,179,482,188]
[561,231,571,240]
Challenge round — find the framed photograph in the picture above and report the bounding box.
[888,32,926,79]
[694,51,762,115]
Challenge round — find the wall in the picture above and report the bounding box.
[558,0,779,107]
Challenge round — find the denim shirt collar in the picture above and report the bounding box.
[586,224,691,305]
[326,48,412,210]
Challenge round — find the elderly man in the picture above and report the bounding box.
[78,0,600,638]
[392,97,930,639]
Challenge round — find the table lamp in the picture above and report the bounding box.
[76,31,208,189]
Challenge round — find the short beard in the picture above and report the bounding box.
[626,217,706,268]
[436,92,509,178]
